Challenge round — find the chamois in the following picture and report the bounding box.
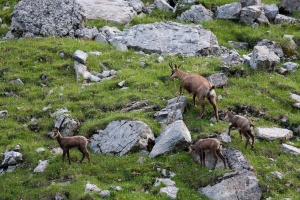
[169,62,219,121]
[189,138,226,170]
[52,128,91,164]
[224,110,255,150]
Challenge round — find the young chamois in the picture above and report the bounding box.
[169,62,219,121]
[224,110,255,150]
[189,138,226,170]
[52,128,91,164]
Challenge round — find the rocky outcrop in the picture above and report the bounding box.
[110,21,220,56]
[89,120,155,156]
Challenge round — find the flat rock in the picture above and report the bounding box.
[255,127,293,141]
[282,143,300,155]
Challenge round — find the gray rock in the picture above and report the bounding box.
[256,13,270,26]
[200,169,262,200]
[224,147,253,171]
[255,127,293,141]
[279,0,300,14]
[50,108,69,117]
[281,143,300,155]
[99,190,111,198]
[127,0,145,13]
[240,0,262,7]
[0,110,8,118]
[154,96,187,127]
[228,41,249,50]
[111,21,220,56]
[271,171,283,180]
[122,100,155,112]
[263,4,278,21]
[207,73,228,88]
[274,14,297,24]
[75,26,99,40]
[1,151,23,167]
[249,45,280,70]
[154,0,173,11]
[177,4,213,23]
[34,160,48,173]
[84,183,101,193]
[256,39,284,58]
[220,48,243,66]
[78,0,139,25]
[282,62,299,71]
[89,120,155,156]
[9,78,24,85]
[215,2,242,20]
[73,50,88,64]
[154,178,178,200]
[218,132,232,143]
[9,0,85,38]
[111,186,122,191]
[74,61,101,82]
[239,6,262,25]
[149,120,191,158]
[54,115,80,137]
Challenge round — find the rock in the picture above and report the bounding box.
[240,0,262,7]
[255,127,293,141]
[219,48,244,66]
[117,80,126,88]
[282,62,299,71]
[177,4,213,23]
[110,186,122,191]
[1,151,23,167]
[207,73,228,88]
[99,190,111,198]
[9,78,24,85]
[0,110,8,118]
[228,41,249,50]
[34,160,48,172]
[271,171,283,180]
[154,0,173,11]
[256,13,270,26]
[8,0,85,38]
[154,96,187,127]
[215,2,242,20]
[157,56,164,63]
[84,183,101,193]
[256,39,284,58]
[249,45,280,70]
[122,100,155,112]
[54,115,80,137]
[279,0,300,15]
[50,108,69,117]
[75,26,99,39]
[281,143,300,155]
[51,147,63,155]
[78,0,140,25]
[239,6,262,25]
[154,178,178,200]
[218,132,232,143]
[89,120,155,156]
[282,35,297,57]
[36,148,45,152]
[224,147,253,171]
[111,21,220,56]
[149,120,191,158]
[200,169,262,200]
[74,61,101,82]
[274,14,297,24]
[263,4,278,21]
[72,50,88,64]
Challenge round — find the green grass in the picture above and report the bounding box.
[1,0,300,199]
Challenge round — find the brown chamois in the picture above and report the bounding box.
[224,110,255,150]
[52,128,91,164]
[169,62,219,121]
[189,138,226,170]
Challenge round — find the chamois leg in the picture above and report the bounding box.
[212,150,218,170]
[67,149,71,164]
[243,132,251,149]
[180,85,183,95]
[216,149,227,169]
[248,130,255,150]
[198,97,206,118]
[208,96,219,122]
[202,151,206,168]
[228,124,235,136]
[239,130,243,141]
[199,151,204,168]
[62,149,67,163]
[193,94,197,108]
[78,147,85,163]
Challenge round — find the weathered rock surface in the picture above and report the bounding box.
[0,110,8,118]
[176,4,213,23]
[249,45,280,70]
[281,143,300,155]
[239,5,262,25]
[263,4,278,21]
[110,21,220,56]
[274,14,297,24]
[154,96,187,127]
[240,0,262,7]
[224,147,253,171]
[54,115,80,137]
[200,169,262,200]
[89,120,155,156]
[154,178,179,200]
[34,160,48,173]
[279,0,300,14]
[149,120,191,158]
[1,150,23,168]
[207,73,228,88]
[255,127,293,141]
[215,2,242,20]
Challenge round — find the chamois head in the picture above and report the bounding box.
[169,62,182,78]
[52,127,60,139]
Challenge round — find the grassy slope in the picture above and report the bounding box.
[1,0,300,199]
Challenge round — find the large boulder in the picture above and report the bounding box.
[54,115,81,137]
[255,127,293,141]
[215,2,242,20]
[200,169,262,200]
[89,120,155,156]
[8,0,85,38]
[263,4,278,21]
[249,45,280,70]
[279,0,300,14]
[176,4,213,23]
[240,0,262,7]
[149,120,191,158]
[239,6,262,25]
[110,21,220,56]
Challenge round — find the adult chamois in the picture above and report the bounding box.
[169,62,219,121]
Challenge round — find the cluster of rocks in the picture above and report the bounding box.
[0,144,22,174]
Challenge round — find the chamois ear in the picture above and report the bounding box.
[169,62,174,69]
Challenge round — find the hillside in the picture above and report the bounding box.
[0,0,300,199]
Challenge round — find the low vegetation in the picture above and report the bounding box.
[0,0,300,199]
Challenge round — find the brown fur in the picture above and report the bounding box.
[224,110,255,150]
[189,138,226,170]
[52,128,91,164]
[169,62,219,121]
